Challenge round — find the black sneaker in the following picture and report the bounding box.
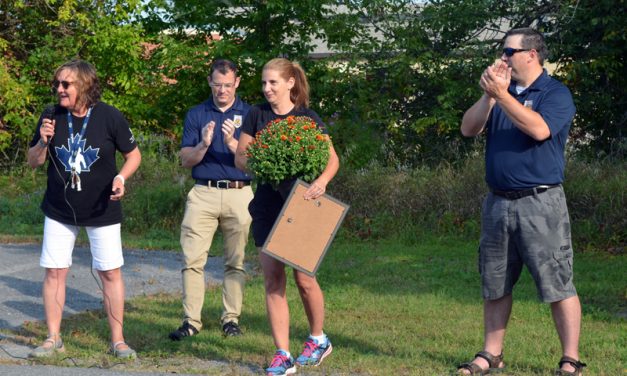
[222,321,242,337]
[169,322,199,341]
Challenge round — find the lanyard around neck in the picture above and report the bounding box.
[67,107,93,162]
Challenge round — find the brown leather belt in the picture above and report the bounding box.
[195,179,251,189]
[491,184,560,200]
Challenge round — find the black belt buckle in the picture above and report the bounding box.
[216,180,230,189]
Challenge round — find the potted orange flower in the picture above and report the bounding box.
[246,116,330,195]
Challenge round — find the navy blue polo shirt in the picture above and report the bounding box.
[485,70,576,190]
[181,97,251,181]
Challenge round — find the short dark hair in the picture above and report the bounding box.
[209,59,238,77]
[505,28,548,65]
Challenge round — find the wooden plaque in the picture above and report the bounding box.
[262,179,349,276]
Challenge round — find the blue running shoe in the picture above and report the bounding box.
[295,336,333,366]
[266,350,296,376]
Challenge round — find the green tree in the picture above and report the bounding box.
[140,0,343,130]
[2,0,624,169]
[312,0,625,166]
[548,0,626,159]
[0,0,147,165]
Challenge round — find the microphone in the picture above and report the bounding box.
[42,105,55,121]
[41,105,55,146]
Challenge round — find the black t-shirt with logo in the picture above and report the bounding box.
[30,102,137,226]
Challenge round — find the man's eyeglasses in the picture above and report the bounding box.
[502,48,530,57]
[52,80,74,90]
[209,82,235,90]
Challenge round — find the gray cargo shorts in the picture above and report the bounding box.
[478,185,578,303]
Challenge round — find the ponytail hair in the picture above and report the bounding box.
[263,58,310,109]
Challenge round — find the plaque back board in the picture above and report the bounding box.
[262,179,349,276]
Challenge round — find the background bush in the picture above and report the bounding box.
[3,149,624,253]
[330,155,627,252]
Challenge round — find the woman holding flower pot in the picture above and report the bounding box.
[235,58,339,376]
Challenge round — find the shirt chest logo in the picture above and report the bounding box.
[55,133,100,173]
[233,115,243,128]
[523,100,533,108]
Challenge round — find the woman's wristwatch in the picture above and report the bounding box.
[38,138,48,148]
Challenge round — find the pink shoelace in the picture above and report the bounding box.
[270,353,290,367]
[300,339,318,357]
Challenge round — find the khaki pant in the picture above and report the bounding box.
[180,184,253,330]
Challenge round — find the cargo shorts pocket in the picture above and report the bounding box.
[551,244,573,288]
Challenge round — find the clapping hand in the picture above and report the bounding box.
[222,119,236,143]
[202,121,215,147]
[480,60,511,99]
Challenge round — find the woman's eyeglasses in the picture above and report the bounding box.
[502,48,530,57]
[52,80,74,90]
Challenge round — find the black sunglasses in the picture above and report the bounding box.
[502,48,530,57]
[52,80,74,90]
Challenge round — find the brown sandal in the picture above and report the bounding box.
[457,351,505,375]
[555,356,586,376]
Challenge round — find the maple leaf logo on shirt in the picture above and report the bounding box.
[55,134,100,173]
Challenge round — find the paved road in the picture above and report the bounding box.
[0,244,345,375]
[0,243,223,329]
[0,243,236,375]
[0,364,200,376]
[0,364,150,375]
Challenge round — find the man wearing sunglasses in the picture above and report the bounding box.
[458,28,584,375]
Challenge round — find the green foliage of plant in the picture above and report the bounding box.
[0,167,46,235]
[329,155,626,250]
[120,153,189,237]
[0,0,159,164]
[2,153,624,252]
[0,60,37,165]
[246,116,330,187]
[563,158,627,251]
[1,0,625,168]
[548,0,626,159]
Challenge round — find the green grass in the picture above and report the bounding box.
[12,234,626,375]
[1,156,624,374]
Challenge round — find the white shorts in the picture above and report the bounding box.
[40,217,124,271]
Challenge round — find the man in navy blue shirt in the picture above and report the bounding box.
[169,59,253,340]
[458,29,585,375]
